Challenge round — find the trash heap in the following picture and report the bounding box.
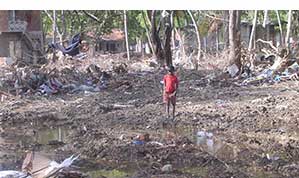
[0,152,85,178]
[0,63,112,97]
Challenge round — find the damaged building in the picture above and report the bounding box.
[0,10,44,66]
[96,29,125,54]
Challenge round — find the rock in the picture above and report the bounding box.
[161,164,173,173]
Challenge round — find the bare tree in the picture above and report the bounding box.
[44,10,63,42]
[52,10,57,44]
[61,10,67,39]
[187,10,201,68]
[248,10,258,67]
[285,10,292,47]
[149,10,164,65]
[262,10,268,28]
[275,10,283,46]
[142,11,155,54]
[123,10,130,60]
[248,10,258,51]
[223,11,230,49]
[228,10,242,70]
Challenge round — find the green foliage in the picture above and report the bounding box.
[41,10,298,45]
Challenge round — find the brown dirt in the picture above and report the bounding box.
[1,58,299,177]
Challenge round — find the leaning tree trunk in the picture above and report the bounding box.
[285,10,292,47]
[142,11,155,54]
[124,10,130,60]
[228,10,242,70]
[187,10,201,69]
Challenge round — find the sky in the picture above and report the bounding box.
[0,0,298,10]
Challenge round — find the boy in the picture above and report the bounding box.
[163,66,179,120]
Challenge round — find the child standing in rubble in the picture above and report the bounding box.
[163,66,179,120]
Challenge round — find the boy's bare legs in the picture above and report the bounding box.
[172,103,175,120]
[166,101,170,119]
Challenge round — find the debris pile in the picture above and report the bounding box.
[0,152,82,178]
[0,63,112,97]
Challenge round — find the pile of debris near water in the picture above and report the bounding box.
[0,152,87,178]
[0,51,159,100]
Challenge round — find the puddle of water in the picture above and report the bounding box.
[0,126,72,146]
[171,126,238,160]
[180,166,208,177]
[87,169,132,178]
[36,127,70,145]
[0,126,72,170]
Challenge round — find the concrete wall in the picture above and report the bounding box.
[0,32,22,57]
[0,11,43,63]
[0,10,42,32]
[0,11,8,32]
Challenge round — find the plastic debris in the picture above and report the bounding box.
[227,64,239,77]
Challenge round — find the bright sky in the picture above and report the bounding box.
[0,0,297,10]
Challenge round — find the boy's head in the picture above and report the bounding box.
[168,66,175,74]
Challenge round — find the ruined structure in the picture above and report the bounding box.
[0,10,44,66]
[96,29,125,54]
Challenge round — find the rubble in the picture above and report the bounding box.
[0,152,80,178]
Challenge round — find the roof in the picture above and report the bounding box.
[101,29,124,41]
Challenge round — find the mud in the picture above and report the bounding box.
[1,67,299,178]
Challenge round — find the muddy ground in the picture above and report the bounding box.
[1,66,299,178]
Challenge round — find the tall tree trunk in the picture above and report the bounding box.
[285,10,292,47]
[142,11,154,54]
[223,10,230,49]
[228,10,242,70]
[235,11,241,67]
[124,10,130,60]
[187,10,201,68]
[52,10,57,44]
[171,12,176,49]
[276,10,283,46]
[248,10,258,67]
[164,11,173,67]
[150,10,164,65]
[175,28,186,63]
[61,10,67,39]
[263,10,268,28]
[248,10,258,51]
[52,10,57,62]
[216,26,219,52]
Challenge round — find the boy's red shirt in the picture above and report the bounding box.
[163,74,178,93]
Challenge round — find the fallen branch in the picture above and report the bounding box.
[256,39,278,52]
[82,11,101,23]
